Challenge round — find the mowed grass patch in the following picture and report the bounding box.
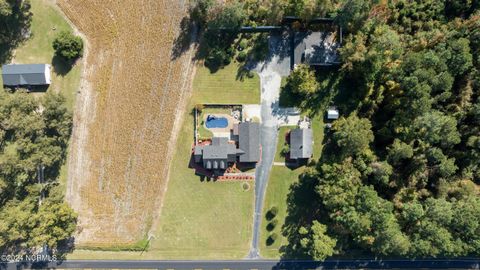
[149,101,254,259]
[193,62,260,104]
[260,165,304,258]
[311,116,325,160]
[275,126,295,162]
[13,0,82,110]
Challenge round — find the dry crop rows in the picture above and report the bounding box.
[58,0,194,246]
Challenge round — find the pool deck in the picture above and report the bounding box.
[203,113,239,137]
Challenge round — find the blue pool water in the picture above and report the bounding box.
[205,115,228,128]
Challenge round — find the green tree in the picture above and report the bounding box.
[0,0,32,61]
[42,92,72,145]
[370,161,393,186]
[189,0,215,27]
[336,0,372,33]
[283,64,319,96]
[52,30,83,61]
[317,160,362,211]
[446,38,473,76]
[413,111,461,149]
[29,200,77,248]
[332,114,374,157]
[299,221,337,260]
[387,139,414,165]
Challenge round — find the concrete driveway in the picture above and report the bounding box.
[248,34,290,259]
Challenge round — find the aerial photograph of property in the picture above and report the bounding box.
[0,0,479,269]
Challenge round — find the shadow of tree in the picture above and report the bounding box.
[0,3,32,64]
[171,16,197,61]
[52,55,73,76]
[280,170,322,259]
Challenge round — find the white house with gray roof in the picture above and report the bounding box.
[2,64,51,86]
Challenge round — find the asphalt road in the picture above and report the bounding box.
[3,259,480,270]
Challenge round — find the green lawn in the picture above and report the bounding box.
[147,62,261,259]
[10,0,82,110]
[193,62,260,104]
[259,165,305,258]
[311,116,325,159]
[275,126,295,162]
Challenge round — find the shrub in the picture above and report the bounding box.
[280,144,290,157]
[52,31,83,61]
[266,219,278,231]
[238,39,248,51]
[266,233,278,246]
[237,51,247,62]
[266,206,278,220]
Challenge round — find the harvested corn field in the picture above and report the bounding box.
[58,0,196,246]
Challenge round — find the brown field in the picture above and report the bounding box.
[58,0,196,246]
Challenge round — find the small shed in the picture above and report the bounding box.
[327,108,339,120]
[2,64,51,86]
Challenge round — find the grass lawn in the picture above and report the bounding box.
[259,165,305,258]
[311,116,325,159]
[193,62,260,104]
[275,126,295,162]
[12,0,82,110]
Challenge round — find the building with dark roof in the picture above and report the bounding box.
[290,128,313,160]
[293,31,340,68]
[238,122,260,163]
[2,64,51,86]
[194,137,241,170]
[193,122,260,170]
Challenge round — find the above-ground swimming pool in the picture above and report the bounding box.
[205,115,228,128]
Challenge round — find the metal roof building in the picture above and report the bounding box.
[2,64,51,86]
[290,128,313,160]
[238,122,260,163]
[327,108,339,120]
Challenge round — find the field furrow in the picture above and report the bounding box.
[58,0,195,246]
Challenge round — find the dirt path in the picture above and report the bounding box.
[57,0,198,246]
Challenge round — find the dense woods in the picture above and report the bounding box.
[1,0,76,254]
[0,91,76,253]
[280,0,480,260]
[191,0,480,259]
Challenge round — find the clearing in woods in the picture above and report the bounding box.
[58,0,196,248]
